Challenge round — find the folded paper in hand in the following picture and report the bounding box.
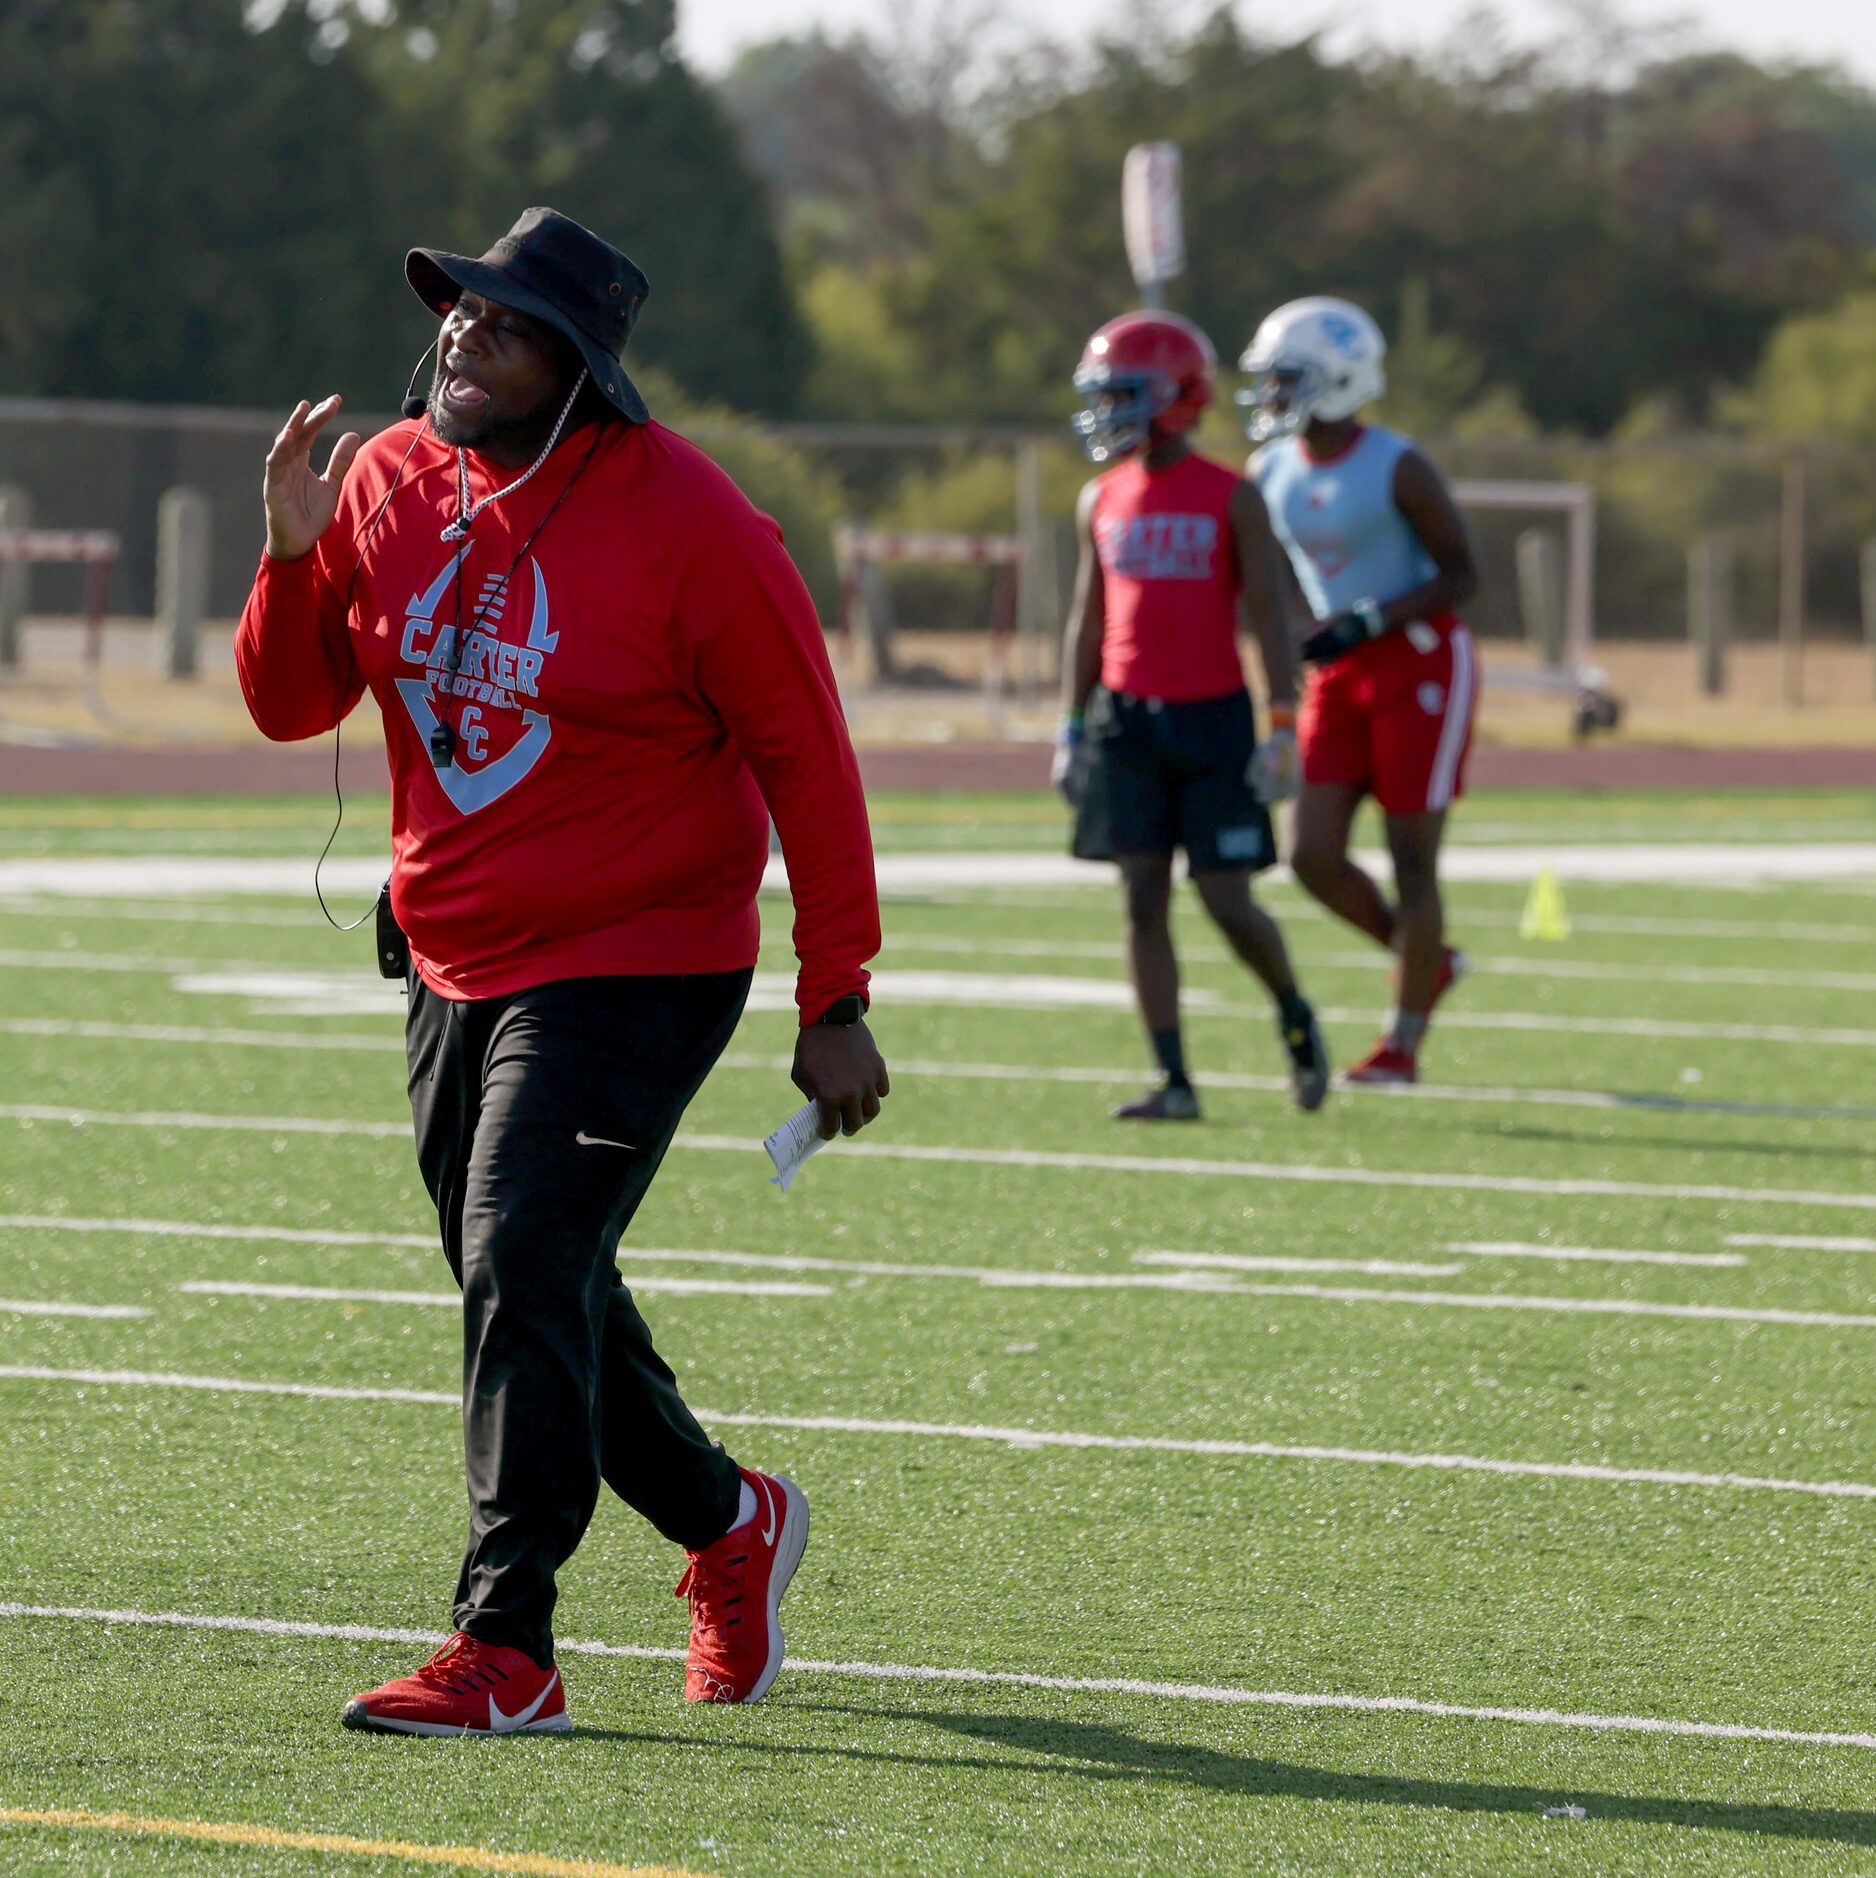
[765,1102,828,1194]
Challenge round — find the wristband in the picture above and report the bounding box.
[1267,704,1296,731]
[1355,599,1386,638]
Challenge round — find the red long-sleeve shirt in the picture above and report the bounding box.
[236,417,878,1020]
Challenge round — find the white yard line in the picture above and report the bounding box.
[10,1101,1876,1211]
[0,1365,456,1406]
[10,1364,1876,1507]
[0,859,387,898]
[5,1602,1873,1753]
[727,1055,1876,1123]
[0,1212,432,1248]
[180,1277,833,1304]
[1,1018,400,1054]
[1424,954,1876,994]
[0,1299,147,1320]
[0,1103,409,1139]
[0,1215,1458,1284]
[1442,1242,1747,1269]
[1728,1234,1876,1254]
[895,845,1876,887]
[708,1134,1876,1213]
[1207,1283,1876,1332]
[14,946,1876,1040]
[0,895,315,928]
[881,931,1876,995]
[1143,1245,1745,1273]
[9,842,1876,897]
[1438,907,1876,946]
[0,947,291,976]
[9,1020,1869,1124]
[1313,1007,1876,1048]
[986,1258,1464,1281]
[150,967,1196,1019]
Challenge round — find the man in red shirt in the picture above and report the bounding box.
[1056,312,1327,1121]
[237,208,888,1734]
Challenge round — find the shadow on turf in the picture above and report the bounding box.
[641,1706,1876,1848]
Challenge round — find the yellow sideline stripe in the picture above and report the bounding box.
[0,1805,716,1877]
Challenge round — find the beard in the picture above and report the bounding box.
[425,366,566,456]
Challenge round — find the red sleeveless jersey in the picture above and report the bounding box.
[1091,451,1245,702]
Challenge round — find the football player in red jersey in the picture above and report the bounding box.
[1242,297,1479,1084]
[1056,311,1328,1121]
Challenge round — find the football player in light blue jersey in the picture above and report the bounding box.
[1242,298,1480,1085]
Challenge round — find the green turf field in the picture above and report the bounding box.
[6,788,1876,1876]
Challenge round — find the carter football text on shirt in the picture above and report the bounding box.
[401,617,544,710]
[1097,512,1220,581]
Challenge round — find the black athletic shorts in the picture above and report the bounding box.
[1071,684,1278,875]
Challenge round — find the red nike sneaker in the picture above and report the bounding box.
[341,1632,569,1736]
[676,1468,809,1704]
[1345,1041,1418,1085]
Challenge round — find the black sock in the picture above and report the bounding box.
[1151,1027,1190,1088]
[1277,989,1313,1029]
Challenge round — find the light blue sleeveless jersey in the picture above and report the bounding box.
[1252,426,1436,618]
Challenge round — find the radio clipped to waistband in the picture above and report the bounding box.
[375,882,411,981]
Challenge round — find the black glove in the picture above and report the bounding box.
[1301,600,1388,667]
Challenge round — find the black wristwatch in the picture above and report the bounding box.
[815,994,867,1027]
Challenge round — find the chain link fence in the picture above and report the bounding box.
[3,397,1874,681]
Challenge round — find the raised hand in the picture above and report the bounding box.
[263,396,362,561]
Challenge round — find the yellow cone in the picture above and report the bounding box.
[1521,867,1572,942]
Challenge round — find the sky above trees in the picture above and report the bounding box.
[676,0,1876,88]
[5,0,1873,444]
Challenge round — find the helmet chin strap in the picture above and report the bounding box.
[441,367,589,544]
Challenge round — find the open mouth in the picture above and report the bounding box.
[439,373,490,415]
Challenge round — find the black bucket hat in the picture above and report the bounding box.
[406,207,651,424]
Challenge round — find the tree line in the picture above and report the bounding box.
[2,0,1873,441]
[0,0,806,416]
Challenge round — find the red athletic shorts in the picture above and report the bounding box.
[1298,618,1478,814]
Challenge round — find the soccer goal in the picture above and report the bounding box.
[1453,479,1619,734]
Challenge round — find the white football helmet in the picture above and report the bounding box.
[1237,297,1387,442]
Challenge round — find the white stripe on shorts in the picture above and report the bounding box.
[1427,624,1476,811]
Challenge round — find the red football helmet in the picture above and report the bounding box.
[1072,312,1217,462]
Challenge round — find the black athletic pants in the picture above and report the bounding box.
[405,968,750,1667]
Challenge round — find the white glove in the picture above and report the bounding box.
[1051,714,1088,809]
[1248,724,1299,804]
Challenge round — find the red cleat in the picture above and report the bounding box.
[341,1632,569,1736]
[1344,1042,1418,1085]
[677,1468,809,1704]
